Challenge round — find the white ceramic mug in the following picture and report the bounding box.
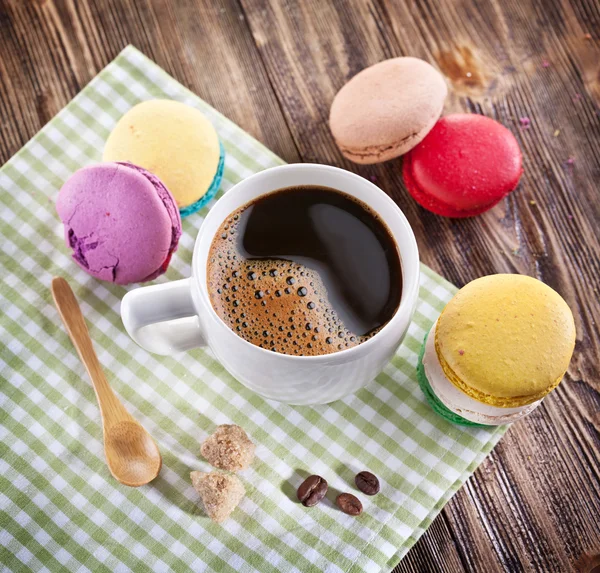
[121,164,420,404]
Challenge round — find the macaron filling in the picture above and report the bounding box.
[338,130,424,162]
[416,330,485,427]
[179,141,225,218]
[422,322,540,425]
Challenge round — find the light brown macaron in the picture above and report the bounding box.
[329,57,448,164]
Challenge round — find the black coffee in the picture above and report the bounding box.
[207,186,402,356]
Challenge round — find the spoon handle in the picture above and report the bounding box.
[51,277,132,428]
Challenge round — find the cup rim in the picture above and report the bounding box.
[192,163,420,362]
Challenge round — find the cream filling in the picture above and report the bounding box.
[423,322,541,425]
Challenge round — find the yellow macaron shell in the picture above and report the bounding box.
[435,274,576,408]
[103,100,220,209]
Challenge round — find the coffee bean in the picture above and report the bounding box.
[355,471,380,495]
[336,493,363,516]
[297,475,328,507]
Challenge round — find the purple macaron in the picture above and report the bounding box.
[56,162,182,285]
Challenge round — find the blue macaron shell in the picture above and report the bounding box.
[179,141,225,218]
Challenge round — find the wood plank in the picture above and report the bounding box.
[1,0,599,570]
[378,2,600,571]
[395,514,468,573]
[0,0,299,164]
[238,0,600,571]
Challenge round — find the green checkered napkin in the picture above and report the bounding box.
[0,46,506,572]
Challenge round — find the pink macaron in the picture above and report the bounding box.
[403,114,523,217]
[56,162,182,285]
[329,57,448,164]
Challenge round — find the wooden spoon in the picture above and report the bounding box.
[51,277,162,487]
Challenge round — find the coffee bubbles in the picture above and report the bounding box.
[207,186,402,357]
[208,241,365,355]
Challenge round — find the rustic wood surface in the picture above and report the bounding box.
[1,0,598,571]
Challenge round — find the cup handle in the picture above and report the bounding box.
[121,278,205,355]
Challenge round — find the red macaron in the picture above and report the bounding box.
[402,114,523,217]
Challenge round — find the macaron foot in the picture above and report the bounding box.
[416,330,486,427]
[403,156,505,218]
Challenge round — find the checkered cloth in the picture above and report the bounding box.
[0,46,506,572]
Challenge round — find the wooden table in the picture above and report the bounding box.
[1,0,598,571]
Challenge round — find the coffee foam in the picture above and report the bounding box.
[207,210,379,356]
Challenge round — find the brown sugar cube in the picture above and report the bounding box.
[190,471,245,523]
[200,424,255,472]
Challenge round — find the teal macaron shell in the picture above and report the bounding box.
[180,141,226,218]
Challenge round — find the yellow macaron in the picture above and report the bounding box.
[103,100,224,217]
[435,274,576,408]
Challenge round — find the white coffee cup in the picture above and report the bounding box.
[121,164,419,404]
